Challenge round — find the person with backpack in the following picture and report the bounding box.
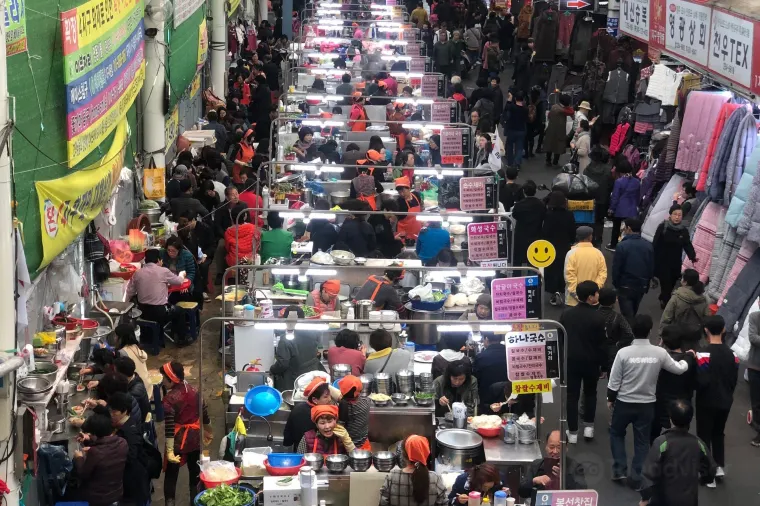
[481,34,501,79]
[544,95,575,167]
[524,87,546,159]
[464,23,483,64]
[451,82,469,114]
[660,269,711,348]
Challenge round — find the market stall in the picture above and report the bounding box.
[286,67,443,95]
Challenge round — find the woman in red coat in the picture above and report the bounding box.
[224,207,261,268]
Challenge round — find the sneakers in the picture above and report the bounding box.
[605,243,616,252]
[566,430,577,444]
[554,292,564,306]
[203,292,212,302]
[706,480,717,489]
[715,467,725,478]
[611,474,627,484]
[583,426,595,440]
[549,294,559,306]
[751,435,760,447]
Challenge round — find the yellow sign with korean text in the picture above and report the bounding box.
[36,120,130,271]
[165,106,179,151]
[190,72,201,99]
[512,380,552,395]
[198,18,208,68]
[226,0,241,16]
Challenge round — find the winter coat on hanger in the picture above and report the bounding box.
[717,248,760,345]
[708,226,745,303]
[516,4,533,39]
[727,144,760,229]
[603,68,629,104]
[697,102,742,192]
[533,10,559,62]
[569,17,594,67]
[675,91,731,173]
[724,110,757,204]
[609,123,631,156]
[716,239,759,305]
[706,107,751,203]
[683,202,725,283]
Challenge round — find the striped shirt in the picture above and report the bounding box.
[340,397,371,447]
[380,468,448,506]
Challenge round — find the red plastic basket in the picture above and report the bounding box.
[199,467,242,488]
[264,458,305,476]
[110,264,137,280]
[476,427,502,438]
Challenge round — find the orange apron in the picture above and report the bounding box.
[163,420,200,469]
[349,105,368,132]
[366,275,390,303]
[233,143,255,183]
[396,193,422,240]
[354,168,378,210]
[313,434,339,455]
[358,439,372,451]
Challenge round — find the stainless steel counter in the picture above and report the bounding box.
[368,404,435,452]
[483,438,542,466]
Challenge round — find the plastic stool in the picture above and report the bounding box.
[176,302,200,341]
[136,319,162,355]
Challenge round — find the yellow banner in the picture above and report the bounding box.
[165,106,179,150]
[227,0,241,16]
[66,61,145,167]
[512,379,552,395]
[37,120,129,271]
[61,0,142,56]
[190,72,201,99]
[198,18,208,68]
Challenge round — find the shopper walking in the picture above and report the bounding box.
[541,191,576,306]
[502,91,528,168]
[611,218,654,319]
[660,268,711,349]
[559,281,607,443]
[511,181,546,266]
[695,315,739,488]
[598,288,634,371]
[564,226,607,307]
[653,204,698,308]
[607,160,641,251]
[607,315,691,490]
[544,95,574,167]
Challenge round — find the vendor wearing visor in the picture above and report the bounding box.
[395,176,423,242]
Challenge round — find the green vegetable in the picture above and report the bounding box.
[301,305,317,317]
[432,291,446,302]
[277,477,294,485]
[415,392,434,399]
[199,484,253,506]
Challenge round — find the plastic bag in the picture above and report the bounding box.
[457,276,485,295]
[551,173,599,200]
[242,449,270,477]
[408,283,435,302]
[200,460,238,481]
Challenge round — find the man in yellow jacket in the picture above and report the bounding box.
[564,226,607,306]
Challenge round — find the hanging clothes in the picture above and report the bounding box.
[674,91,730,173]
[531,0,551,33]
[547,64,568,94]
[581,59,607,108]
[730,143,760,230]
[516,4,534,40]
[588,29,616,66]
[695,102,742,190]
[533,9,560,62]
[683,202,726,282]
[558,12,576,50]
[716,239,759,305]
[568,17,594,68]
[601,68,629,124]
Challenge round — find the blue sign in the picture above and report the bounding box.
[607,16,620,37]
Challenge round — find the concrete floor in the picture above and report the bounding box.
[145,64,760,506]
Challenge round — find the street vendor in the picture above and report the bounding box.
[160,361,213,505]
[350,155,386,210]
[354,269,405,312]
[306,279,342,312]
[283,377,334,450]
[297,405,354,455]
[458,294,492,321]
[338,375,372,450]
[349,93,369,132]
[395,177,423,242]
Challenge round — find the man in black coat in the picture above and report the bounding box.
[612,218,654,319]
[473,334,507,412]
[559,280,607,443]
[115,356,151,423]
[511,180,545,266]
[519,430,587,503]
[512,43,533,94]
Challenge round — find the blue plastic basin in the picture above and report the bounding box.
[243,385,283,417]
[266,452,305,468]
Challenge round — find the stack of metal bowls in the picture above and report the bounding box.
[396,370,414,394]
[418,372,434,392]
[349,450,373,472]
[331,364,351,382]
[325,454,350,473]
[375,373,391,395]
[303,453,324,471]
[359,374,374,396]
[373,451,396,472]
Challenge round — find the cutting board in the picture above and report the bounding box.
[349,471,389,506]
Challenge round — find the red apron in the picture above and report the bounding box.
[396,193,422,240]
[233,143,255,183]
[349,105,368,132]
[354,166,378,210]
[310,288,337,312]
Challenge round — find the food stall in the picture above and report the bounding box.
[286,67,443,97]
[303,5,409,23]
[299,19,419,47]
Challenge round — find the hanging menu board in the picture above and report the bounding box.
[505,329,560,381]
[665,0,711,67]
[431,102,451,122]
[534,491,598,506]
[421,75,438,97]
[491,276,541,320]
[440,128,464,165]
[409,57,426,73]
[467,222,508,261]
[459,176,497,211]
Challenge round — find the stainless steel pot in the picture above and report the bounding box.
[302,188,313,207]
[354,300,375,320]
[435,429,485,471]
[28,361,58,383]
[330,191,350,207]
[405,303,444,345]
[331,364,351,381]
[140,208,162,226]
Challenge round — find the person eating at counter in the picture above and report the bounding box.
[354,269,405,313]
[448,464,509,505]
[297,405,354,455]
[364,329,414,377]
[328,329,366,375]
[338,375,372,450]
[306,279,341,313]
[489,381,536,419]
[518,430,587,503]
[283,378,333,451]
[432,334,469,380]
[433,359,479,417]
[395,177,423,242]
[379,435,448,506]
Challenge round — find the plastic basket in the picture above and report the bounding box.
[572,210,595,224]
[199,466,242,488]
[410,291,449,311]
[194,482,256,505]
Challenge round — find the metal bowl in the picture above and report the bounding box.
[391,393,408,406]
[414,395,435,406]
[372,398,391,407]
[349,450,373,472]
[303,453,324,471]
[18,376,53,401]
[330,249,355,266]
[28,361,59,383]
[325,454,349,473]
[373,451,396,472]
[67,363,86,382]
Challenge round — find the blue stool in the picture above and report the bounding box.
[175,302,201,341]
[136,319,164,355]
[151,384,164,422]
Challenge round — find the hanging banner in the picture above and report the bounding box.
[664,0,711,67]
[620,0,650,41]
[165,106,179,151]
[708,9,753,90]
[198,18,208,68]
[36,120,129,271]
[190,72,201,99]
[174,0,205,28]
[61,0,145,167]
[5,0,27,56]
[227,0,241,16]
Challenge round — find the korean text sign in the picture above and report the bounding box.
[61,0,145,167]
[5,0,27,56]
[491,276,541,320]
[467,221,508,261]
[505,329,560,382]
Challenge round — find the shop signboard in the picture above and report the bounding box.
[534,490,599,506]
[409,57,426,73]
[459,176,496,211]
[36,120,129,271]
[664,0,711,67]
[406,42,422,56]
[708,9,753,90]
[5,0,27,56]
[505,328,560,382]
[607,16,619,36]
[491,276,541,320]
[430,102,450,122]
[421,74,438,97]
[620,0,650,41]
[61,0,145,167]
[174,0,205,28]
[467,222,508,261]
[440,128,463,164]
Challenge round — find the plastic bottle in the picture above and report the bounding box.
[504,418,516,444]
[467,492,481,506]
[262,186,270,209]
[347,307,356,330]
[494,491,507,506]
[404,341,416,370]
[482,498,490,506]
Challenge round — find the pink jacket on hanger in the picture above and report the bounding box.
[683,202,726,282]
[675,91,730,173]
[695,102,742,191]
[609,123,630,156]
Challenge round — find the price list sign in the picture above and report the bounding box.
[665,0,711,66]
[467,222,508,261]
[409,57,426,73]
[459,176,496,211]
[431,102,451,122]
[620,0,649,41]
[534,490,598,506]
[491,276,541,320]
[421,74,438,97]
[708,9,754,89]
[406,42,422,56]
[505,329,560,381]
[440,128,464,165]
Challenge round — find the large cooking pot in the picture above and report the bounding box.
[405,303,444,345]
[435,429,484,471]
[330,191,350,207]
[354,300,375,320]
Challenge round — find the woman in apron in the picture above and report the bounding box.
[229,129,255,183]
[349,93,369,132]
[307,279,341,312]
[350,158,385,210]
[161,361,212,506]
[338,375,372,450]
[296,405,354,455]
[394,177,423,242]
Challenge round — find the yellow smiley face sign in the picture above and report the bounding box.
[527,240,556,269]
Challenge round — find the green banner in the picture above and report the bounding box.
[5,0,28,56]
